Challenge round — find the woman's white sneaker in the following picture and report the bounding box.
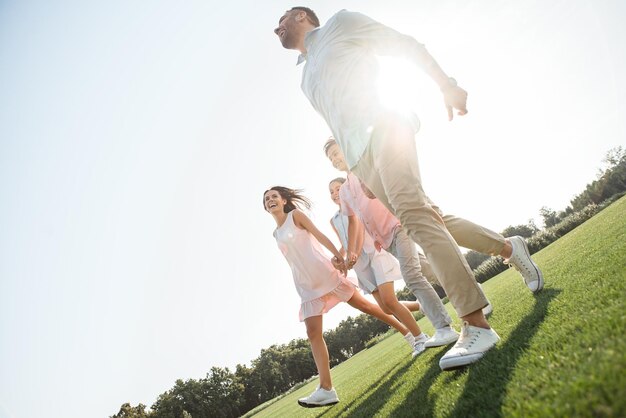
[439,322,500,371]
[298,386,339,408]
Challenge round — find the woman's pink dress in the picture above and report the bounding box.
[274,211,356,321]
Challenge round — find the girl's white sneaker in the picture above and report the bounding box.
[298,386,339,408]
[412,332,430,358]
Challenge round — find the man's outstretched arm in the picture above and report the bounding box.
[340,10,468,120]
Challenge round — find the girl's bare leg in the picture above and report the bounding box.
[376,282,422,337]
[372,291,392,314]
[401,300,421,312]
[304,315,332,390]
[347,291,409,335]
[373,290,420,314]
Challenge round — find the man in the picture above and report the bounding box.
[274,7,544,373]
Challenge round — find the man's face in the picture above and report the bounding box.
[326,143,349,172]
[274,10,302,50]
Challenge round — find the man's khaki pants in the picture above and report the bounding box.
[352,114,505,317]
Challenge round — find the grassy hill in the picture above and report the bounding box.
[245,196,626,418]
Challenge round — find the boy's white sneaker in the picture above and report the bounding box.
[412,332,429,358]
[424,327,459,348]
[298,386,339,408]
[505,236,544,293]
[439,322,500,371]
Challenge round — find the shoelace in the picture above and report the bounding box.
[502,251,530,273]
[414,335,426,350]
[505,238,535,275]
[413,335,429,355]
[455,323,479,349]
[504,256,532,278]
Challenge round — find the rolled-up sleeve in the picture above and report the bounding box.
[339,186,355,217]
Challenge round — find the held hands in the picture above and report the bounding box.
[331,256,347,276]
[345,251,359,270]
[442,85,468,121]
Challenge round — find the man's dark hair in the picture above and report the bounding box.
[289,6,320,27]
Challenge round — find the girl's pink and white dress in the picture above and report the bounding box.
[274,210,357,321]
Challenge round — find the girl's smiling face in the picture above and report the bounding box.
[329,181,342,206]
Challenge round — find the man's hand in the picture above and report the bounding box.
[443,85,468,121]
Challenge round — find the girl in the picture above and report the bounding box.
[263,186,427,408]
[328,178,429,355]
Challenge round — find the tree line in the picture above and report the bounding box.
[111,315,390,418]
[464,146,626,282]
[111,147,626,418]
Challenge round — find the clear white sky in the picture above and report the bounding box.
[1,1,624,417]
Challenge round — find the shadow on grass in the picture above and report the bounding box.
[317,341,449,417]
[317,358,417,417]
[443,288,562,418]
[332,288,560,417]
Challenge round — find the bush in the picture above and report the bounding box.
[473,194,623,283]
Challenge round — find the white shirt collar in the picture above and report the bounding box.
[296,27,320,65]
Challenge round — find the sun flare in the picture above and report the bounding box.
[376,56,423,113]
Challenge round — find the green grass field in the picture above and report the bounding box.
[246,196,626,418]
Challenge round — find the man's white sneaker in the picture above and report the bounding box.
[505,236,544,293]
[424,327,459,348]
[412,333,429,358]
[298,386,339,408]
[439,322,500,371]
